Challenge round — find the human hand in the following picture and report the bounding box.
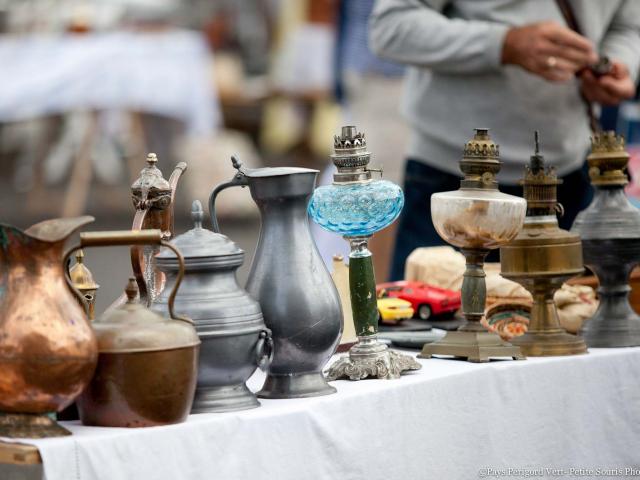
[580,61,636,106]
[502,21,598,82]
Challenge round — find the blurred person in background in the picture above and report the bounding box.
[369,0,640,280]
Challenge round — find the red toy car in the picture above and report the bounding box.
[376,281,461,320]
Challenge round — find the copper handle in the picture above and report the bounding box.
[63,230,191,324]
[80,229,163,247]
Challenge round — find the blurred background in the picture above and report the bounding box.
[0,0,409,314]
[2,0,640,316]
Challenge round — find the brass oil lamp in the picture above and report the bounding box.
[419,128,526,362]
[571,131,640,347]
[500,132,587,356]
[309,126,421,380]
[69,250,100,320]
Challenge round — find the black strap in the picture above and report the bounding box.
[555,0,600,132]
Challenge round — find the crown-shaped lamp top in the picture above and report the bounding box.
[331,125,372,183]
[460,128,501,190]
[521,131,562,216]
[587,131,629,186]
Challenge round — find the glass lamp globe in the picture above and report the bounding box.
[309,179,403,237]
[431,189,526,250]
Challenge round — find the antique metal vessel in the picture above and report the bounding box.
[69,249,100,320]
[0,217,98,438]
[129,153,187,303]
[210,157,342,398]
[308,126,421,380]
[153,200,272,412]
[69,229,200,427]
[419,128,526,362]
[571,131,640,347]
[501,132,587,356]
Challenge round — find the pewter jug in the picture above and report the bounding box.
[210,157,342,398]
[154,200,272,412]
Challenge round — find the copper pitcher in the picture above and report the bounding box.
[0,216,98,438]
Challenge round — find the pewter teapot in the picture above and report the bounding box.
[154,201,272,412]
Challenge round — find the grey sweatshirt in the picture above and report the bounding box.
[369,0,640,183]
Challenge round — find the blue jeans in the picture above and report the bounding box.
[389,159,594,281]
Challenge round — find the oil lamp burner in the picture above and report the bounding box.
[500,132,587,356]
[419,128,526,362]
[571,131,640,347]
[69,250,100,320]
[309,126,421,380]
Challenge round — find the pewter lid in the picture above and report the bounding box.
[94,278,200,353]
[156,200,243,268]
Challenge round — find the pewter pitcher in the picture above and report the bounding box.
[210,157,342,398]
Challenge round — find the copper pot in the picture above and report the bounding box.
[66,230,200,428]
[0,217,98,438]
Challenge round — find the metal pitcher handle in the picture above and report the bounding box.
[255,329,274,371]
[209,156,248,233]
[63,229,192,324]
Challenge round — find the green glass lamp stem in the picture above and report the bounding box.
[348,237,378,337]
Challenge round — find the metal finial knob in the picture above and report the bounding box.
[191,200,204,229]
[125,277,138,303]
[474,127,490,138]
[341,125,357,140]
[146,153,158,165]
[75,249,85,263]
[530,131,544,174]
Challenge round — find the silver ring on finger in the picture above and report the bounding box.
[546,56,558,68]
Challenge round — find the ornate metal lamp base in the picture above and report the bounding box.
[326,338,421,381]
[419,249,525,363]
[0,413,71,438]
[419,329,524,363]
[511,329,587,356]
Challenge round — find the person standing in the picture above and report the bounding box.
[369,0,640,280]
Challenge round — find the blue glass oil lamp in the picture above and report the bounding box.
[309,126,421,380]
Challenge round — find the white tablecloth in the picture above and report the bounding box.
[0,31,219,135]
[4,348,640,480]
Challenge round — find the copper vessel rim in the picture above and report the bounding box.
[7,216,95,243]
